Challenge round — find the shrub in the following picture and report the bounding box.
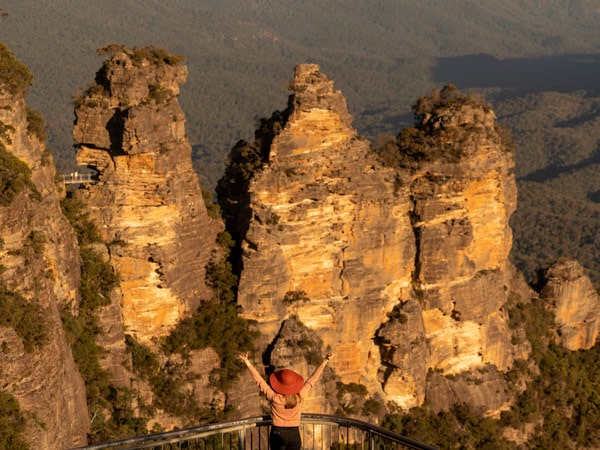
[361,397,384,416]
[97,44,185,67]
[132,46,185,66]
[205,259,237,304]
[61,196,117,309]
[336,382,368,415]
[162,300,258,390]
[0,43,33,96]
[125,334,159,376]
[79,246,119,310]
[26,230,46,255]
[202,188,221,219]
[282,290,310,305]
[60,196,103,245]
[0,146,39,206]
[26,107,46,142]
[382,403,510,449]
[507,298,554,363]
[147,83,172,104]
[0,281,48,352]
[0,120,14,144]
[0,390,29,450]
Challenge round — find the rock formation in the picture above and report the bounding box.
[219,64,415,404]
[384,85,521,413]
[540,258,600,350]
[219,65,526,414]
[73,46,223,345]
[0,44,89,448]
[3,41,600,446]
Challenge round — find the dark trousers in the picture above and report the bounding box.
[270,425,301,450]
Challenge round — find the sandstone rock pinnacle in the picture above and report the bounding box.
[219,63,416,410]
[73,46,223,343]
[220,67,523,414]
[540,258,600,350]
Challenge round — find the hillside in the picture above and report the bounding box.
[0,0,599,285]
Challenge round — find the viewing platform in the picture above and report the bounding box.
[61,172,95,185]
[72,414,438,449]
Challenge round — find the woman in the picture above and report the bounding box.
[239,351,332,450]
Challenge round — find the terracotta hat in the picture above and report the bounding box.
[270,369,304,395]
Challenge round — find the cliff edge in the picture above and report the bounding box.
[0,43,89,449]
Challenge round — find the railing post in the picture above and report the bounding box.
[238,426,246,450]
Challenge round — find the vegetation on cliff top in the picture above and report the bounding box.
[376,85,514,170]
[0,42,33,96]
[97,44,185,67]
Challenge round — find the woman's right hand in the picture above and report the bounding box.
[239,352,250,364]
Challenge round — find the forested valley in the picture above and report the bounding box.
[0,4,598,288]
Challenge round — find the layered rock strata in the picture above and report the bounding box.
[220,65,523,413]
[540,258,600,350]
[220,64,415,404]
[73,47,223,344]
[383,86,520,411]
[0,47,89,448]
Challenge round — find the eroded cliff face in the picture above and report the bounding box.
[73,47,223,344]
[540,258,600,350]
[219,65,526,414]
[382,87,521,413]
[0,65,89,447]
[220,64,415,405]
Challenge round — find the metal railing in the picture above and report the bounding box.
[62,172,94,184]
[72,414,437,450]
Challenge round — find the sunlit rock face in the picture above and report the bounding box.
[73,47,222,344]
[222,63,415,400]
[540,258,600,350]
[413,90,518,367]
[383,87,520,410]
[0,78,89,447]
[221,67,524,414]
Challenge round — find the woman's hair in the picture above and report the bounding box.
[284,394,300,409]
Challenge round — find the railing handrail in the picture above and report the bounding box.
[72,414,438,450]
[61,172,94,184]
[303,413,437,449]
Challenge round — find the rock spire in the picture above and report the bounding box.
[73,46,223,343]
[219,65,523,413]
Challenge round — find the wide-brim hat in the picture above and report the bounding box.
[270,369,304,395]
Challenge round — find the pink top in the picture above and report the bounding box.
[245,359,329,427]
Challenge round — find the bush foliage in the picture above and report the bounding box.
[0,145,39,206]
[0,391,29,450]
[0,281,47,352]
[59,195,141,442]
[0,43,33,96]
[96,44,185,67]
